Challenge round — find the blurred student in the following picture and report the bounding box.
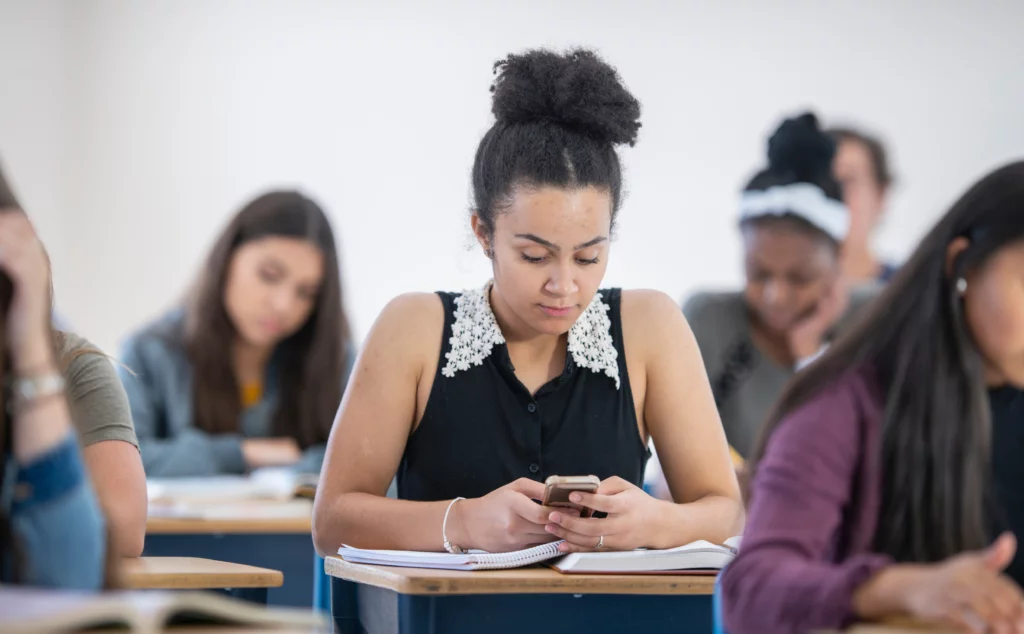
[120,191,353,477]
[312,48,742,557]
[0,163,144,559]
[0,167,108,587]
[829,126,898,283]
[722,161,1024,634]
[684,113,878,460]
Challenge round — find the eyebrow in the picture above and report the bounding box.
[514,234,608,252]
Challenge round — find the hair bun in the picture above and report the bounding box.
[766,112,835,180]
[490,48,642,147]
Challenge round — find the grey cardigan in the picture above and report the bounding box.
[684,284,880,459]
[118,310,354,477]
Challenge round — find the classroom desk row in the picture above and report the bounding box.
[144,502,316,608]
[139,498,956,634]
[322,557,958,634]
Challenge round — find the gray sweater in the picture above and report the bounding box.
[117,310,353,477]
[684,285,880,459]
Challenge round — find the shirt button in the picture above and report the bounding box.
[527,403,537,413]
[529,463,540,474]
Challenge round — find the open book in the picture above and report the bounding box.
[0,587,328,634]
[339,536,741,574]
[147,468,318,520]
[147,468,318,505]
[552,537,741,574]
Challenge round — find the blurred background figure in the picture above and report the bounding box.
[828,126,899,283]
[118,191,354,477]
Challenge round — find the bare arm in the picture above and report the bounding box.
[65,346,148,557]
[82,441,147,556]
[312,293,456,554]
[627,290,744,546]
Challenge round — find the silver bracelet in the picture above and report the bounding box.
[442,497,466,554]
[10,372,66,411]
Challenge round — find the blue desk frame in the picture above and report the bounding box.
[330,575,714,634]
[144,532,315,608]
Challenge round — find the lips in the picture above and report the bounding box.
[540,305,575,318]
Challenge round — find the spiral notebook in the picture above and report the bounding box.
[339,537,741,573]
[338,541,566,571]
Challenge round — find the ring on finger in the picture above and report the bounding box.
[595,535,604,549]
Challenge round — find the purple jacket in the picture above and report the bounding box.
[721,367,893,634]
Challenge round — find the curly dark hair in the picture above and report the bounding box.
[471,48,642,237]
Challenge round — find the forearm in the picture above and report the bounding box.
[101,491,147,557]
[313,491,455,556]
[851,564,923,621]
[651,493,744,549]
[140,430,245,477]
[12,342,73,463]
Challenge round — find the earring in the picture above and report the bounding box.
[484,248,493,258]
[956,278,968,295]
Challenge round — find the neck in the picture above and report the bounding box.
[748,316,796,367]
[841,240,881,283]
[488,285,566,358]
[983,363,1008,389]
[233,339,274,382]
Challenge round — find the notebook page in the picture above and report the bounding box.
[339,541,565,570]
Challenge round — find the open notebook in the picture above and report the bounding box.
[339,541,566,571]
[339,536,741,573]
[0,587,328,634]
[552,537,741,574]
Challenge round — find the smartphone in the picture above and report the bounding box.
[542,475,600,518]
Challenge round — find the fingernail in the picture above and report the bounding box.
[545,524,556,534]
[558,543,568,553]
[570,493,581,503]
[549,512,561,523]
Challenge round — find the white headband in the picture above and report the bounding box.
[739,183,850,241]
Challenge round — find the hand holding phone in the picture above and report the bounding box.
[542,475,600,518]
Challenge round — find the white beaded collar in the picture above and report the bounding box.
[440,282,621,389]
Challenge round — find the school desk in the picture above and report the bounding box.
[324,555,716,634]
[144,502,315,608]
[122,556,284,604]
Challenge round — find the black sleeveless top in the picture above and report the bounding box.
[990,386,1024,586]
[398,288,650,502]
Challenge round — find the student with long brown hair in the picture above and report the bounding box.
[0,166,108,587]
[119,191,353,476]
[0,160,144,561]
[721,161,1024,634]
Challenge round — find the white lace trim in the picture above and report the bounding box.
[441,282,621,389]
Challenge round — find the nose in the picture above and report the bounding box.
[763,280,792,310]
[270,286,296,315]
[544,260,578,297]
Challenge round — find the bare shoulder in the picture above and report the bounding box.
[361,292,445,370]
[620,289,688,336]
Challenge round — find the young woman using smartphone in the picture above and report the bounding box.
[312,48,742,556]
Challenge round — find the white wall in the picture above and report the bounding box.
[0,0,73,297]
[3,0,1023,354]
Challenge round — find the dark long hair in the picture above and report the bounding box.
[0,164,121,587]
[184,191,349,448]
[0,165,23,581]
[748,161,1024,563]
